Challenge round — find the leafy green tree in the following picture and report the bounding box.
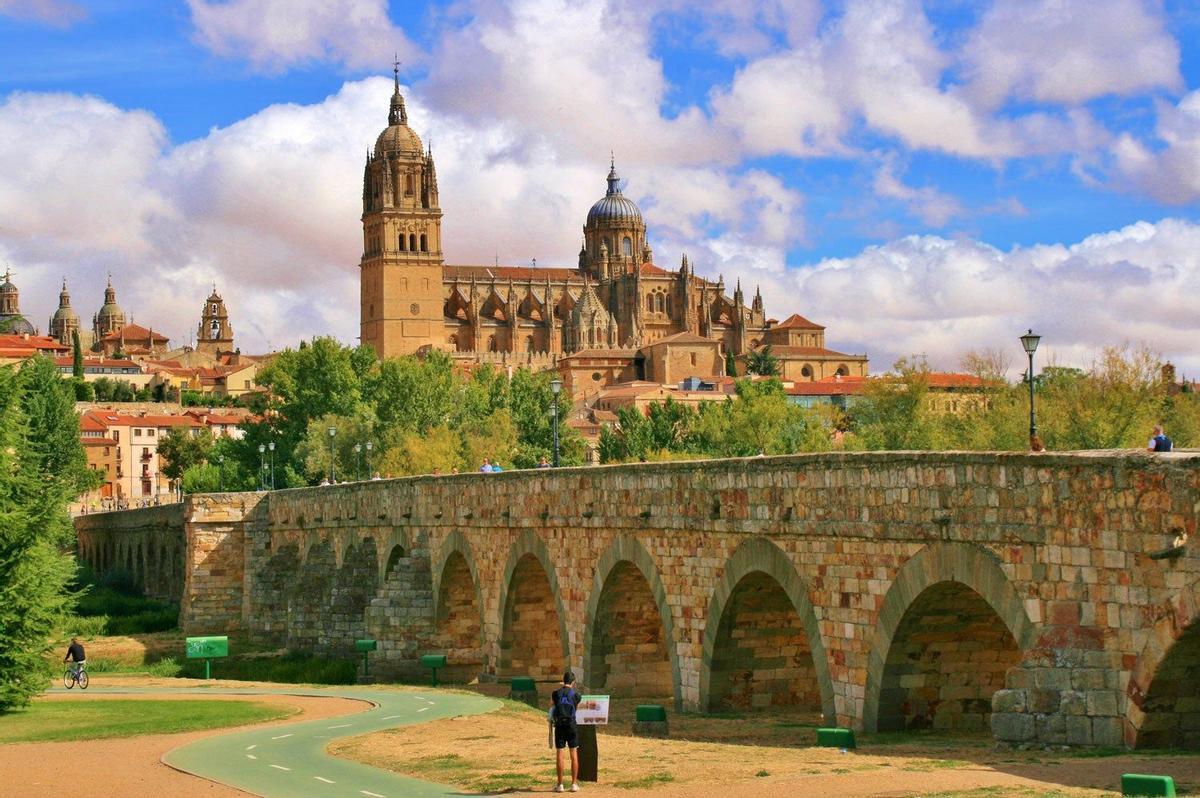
[745,346,781,377]
[0,364,80,711]
[1038,345,1162,450]
[725,350,737,377]
[296,409,377,482]
[695,379,812,456]
[460,409,519,471]
[852,357,943,450]
[158,428,215,481]
[376,424,461,476]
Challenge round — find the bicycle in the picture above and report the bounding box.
[63,663,89,690]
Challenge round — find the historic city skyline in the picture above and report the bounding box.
[1,1,1197,372]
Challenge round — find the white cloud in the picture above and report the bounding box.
[961,0,1182,109]
[872,156,963,228]
[1113,91,1200,204]
[788,219,1200,374]
[0,0,85,26]
[186,0,417,72]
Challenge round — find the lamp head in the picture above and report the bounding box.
[258,443,265,454]
[268,441,274,451]
[355,443,362,453]
[328,426,336,438]
[1020,329,1041,355]
[550,378,563,395]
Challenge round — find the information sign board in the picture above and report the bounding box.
[185,636,229,659]
[576,695,610,725]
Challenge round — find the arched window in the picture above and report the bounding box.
[836,364,849,377]
[487,335,498,352]
[666,296,673,316]
[646,295,654,313]
[420,233,427,252]
[405,174,414,195]
[623,236,632,256]
[409,234,417,251]
[655,293,664,313]
[690,353,697,366]
[399,233,407,251]
[801,365,813,380]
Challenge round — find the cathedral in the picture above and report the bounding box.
[359,68,868,384]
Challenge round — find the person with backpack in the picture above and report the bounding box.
[548,670,582,792]
[1148,425,1174,452]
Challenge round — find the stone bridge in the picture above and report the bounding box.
[76,451,1200,749]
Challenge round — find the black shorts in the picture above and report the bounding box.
[554,723,578,750]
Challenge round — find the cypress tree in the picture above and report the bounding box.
[71,330,84,380]
[725,350,737,377]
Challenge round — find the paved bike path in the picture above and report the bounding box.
[64,686,500,798]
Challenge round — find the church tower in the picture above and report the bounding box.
[93,276,126,345]
[582,159,646,280]
[359,63,445,359]
[49,279,80,346]
[197,286,234,355]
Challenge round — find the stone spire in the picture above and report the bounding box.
[389,58,408,126]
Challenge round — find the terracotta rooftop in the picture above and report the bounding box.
[445,265,582,282]
[100,323,170,343]
[644,331,717,347]
[773,313,825,331]
[766,345,856,358]
[0,334,68,351]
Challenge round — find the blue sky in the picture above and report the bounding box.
[0,0,1198,371]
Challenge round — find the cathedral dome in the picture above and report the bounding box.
[586,162,643,226]
[52,280,78,323]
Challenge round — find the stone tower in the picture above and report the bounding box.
[359,63,444,359]
[197,286,234,355]
[49,278,80,346]
[93,276,126,344]
[0,270,34,335]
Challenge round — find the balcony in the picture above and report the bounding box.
[140,451,153,462]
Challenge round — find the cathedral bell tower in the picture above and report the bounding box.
[359,63,445,359]
[197,285,234,355]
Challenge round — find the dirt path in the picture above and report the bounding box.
[4,687,367,798]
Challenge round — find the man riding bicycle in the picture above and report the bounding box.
[64,637,86,679]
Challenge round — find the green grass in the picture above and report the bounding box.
[899,758,973,772]
[612,773,675,789]
[0,699,290,743]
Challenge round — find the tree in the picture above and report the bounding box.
[725,350,737,377]
[460,409,518,471]
[0,363,80,711]
[745,346,780,377]
[852,357,942,450]
[1038,344,1163,450]
[295,409,377,483]
[158,428,215,481]
[71,330,84,380]
[376,424,461,476]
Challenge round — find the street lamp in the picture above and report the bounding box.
[549,378,563,468]
[1020,329,1041,448]
[268,441,275,490]
[355,442,363,481]
[365,441,374,478]
[328,426,337,483]
[258,443,266,491]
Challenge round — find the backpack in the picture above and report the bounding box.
[1154,434,1174,452]
[553,687,577,723]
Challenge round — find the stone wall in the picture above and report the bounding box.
[75,504,185,602]
[80,450,1200,749]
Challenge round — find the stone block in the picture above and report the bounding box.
[1060,690,1087,715]
[1092,717,1125,748]
[992,712,1035,742]
[1088,690,1120,717]
[992,689,1026,714]
[1035,668,1072,690]
[1066,715,1092,746]
[1029,689,1061,714]
[1036,713,1068,745]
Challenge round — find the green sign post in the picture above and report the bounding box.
[419,654,447,686]
[355,639,377,680]
[185,636,229,680]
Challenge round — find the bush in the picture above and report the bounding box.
[176,652,356,685]
[72,583,179,635]
[147,657,182,677]
[104,607,178,635]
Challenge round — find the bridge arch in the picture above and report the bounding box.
[699,537,835,723]
[1127,577,1200,748]
[862,541,1035,733]
[496,530,569,681]
[581,536,681,710]
[431,531,486,681]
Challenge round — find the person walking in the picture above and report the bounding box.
[1148,425,1174,452]
[479,458,493,473]
[549,670,582,792]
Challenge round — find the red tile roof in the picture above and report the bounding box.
[0,334,69,351]
[79,414,109,432]
[445,265,582,282]
[925,372,988,389]
[99,323,169,343]
[766,345,856,358]
[773,313,825,331]
[638,262,672,276]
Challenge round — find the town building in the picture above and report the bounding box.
[358,66,868,388]
[92,276,126,345]
[0,333,69,366]
[0,270,36,335]
[48,279,81,346]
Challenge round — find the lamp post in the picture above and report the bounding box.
[217,454,224,492]
[549,378,563,468]
[268,441,275,490]
[366,441,374,478]
[1020,329,1041,448]
[258,443,266,491]
[355,442,363,481]
[328,426,337,483]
